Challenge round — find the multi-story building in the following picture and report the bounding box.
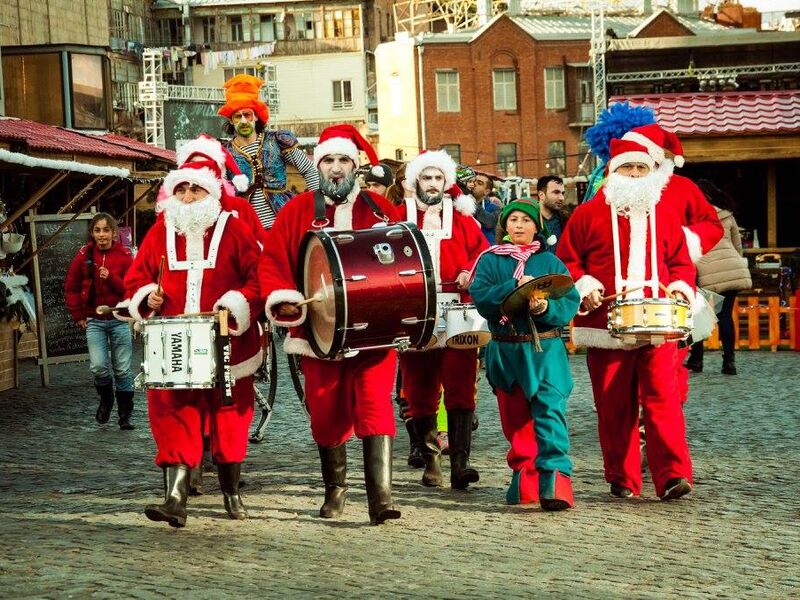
[149,0,396,144]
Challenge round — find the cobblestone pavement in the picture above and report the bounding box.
[1,347,798,599]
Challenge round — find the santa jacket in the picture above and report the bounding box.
[662,173,723,262]
[65,240,133,322]
[402,193,489,300]
[556,188,696,350]
[124,212,264,379]
[259,186,402,357]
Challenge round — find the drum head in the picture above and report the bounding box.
[302,235,339,357]
[501,273,574,316]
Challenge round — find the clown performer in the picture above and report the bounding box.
[398,150,488,490]
[220,74,319,229]
[469,199,580,510]
[557,138,696,501]
[258,124,404,526]
[123,154,264,528]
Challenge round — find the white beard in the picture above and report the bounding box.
[604,161,673,218]
[162,195,222,237]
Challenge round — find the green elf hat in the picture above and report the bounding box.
[499,198,550,239]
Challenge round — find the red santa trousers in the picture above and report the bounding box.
[676,345,690,404]
[302,349,397,448]
[586,345,693,497]
[496,386,539,501]
[148,376,254,468]
[400,347,477,418]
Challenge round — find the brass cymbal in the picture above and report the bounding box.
[500,273,574,316]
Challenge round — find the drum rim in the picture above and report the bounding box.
[610,297,691,307]
[403,222,438,348]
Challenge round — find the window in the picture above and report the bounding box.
[230,16,244,42]
[332,80,353,109]
[2,53,65,125]
[71,54,107,129]
[255,14,276,42]
[440,144,461,164]
[547,141,567,176]
[435,70,460,113]
[493,69,517,111]
[497,143,517,177]
[223,67,258,81]
[294,12,314,39]
[395,149,404,161]
[202,17,216,44]
[544,66,565,109]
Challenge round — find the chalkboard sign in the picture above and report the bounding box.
[27,213,93,384]
[164,100,224,150]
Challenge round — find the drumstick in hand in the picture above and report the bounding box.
[96,305,122,315]
[600,285,645,303]
[156,255,166,296]
[294,293,323,307]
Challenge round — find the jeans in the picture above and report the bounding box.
[86,318,134,392]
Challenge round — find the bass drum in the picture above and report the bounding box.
[298,223,436,359]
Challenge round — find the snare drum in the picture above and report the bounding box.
[140,316,218,388]
[444,304,490,349]
[608,297,692,343]
[299,223,436,358]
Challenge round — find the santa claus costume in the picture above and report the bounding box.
[124,156,263,527]
[557,139,696,500]
[398,150,489,490]
[258,124,404,525]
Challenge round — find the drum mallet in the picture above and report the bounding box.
[156,255,166,296]
[96,305,127,316]
[294,293,323,307]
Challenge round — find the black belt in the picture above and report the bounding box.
[492,330,560,343]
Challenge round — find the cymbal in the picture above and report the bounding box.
[501,273,574,316]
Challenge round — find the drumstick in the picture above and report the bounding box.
[294,294,323,307]
[156,255,165,296]
[576,286,646,317]
[96,305,123,315]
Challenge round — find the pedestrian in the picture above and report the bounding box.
[385,163,409,206]
[64,212,135,430]
[557,138,696,501]
[469,198,580,510]
[258,124,404,526]
[124,153,264,527]
[535,175,568,252]
[471,172,502,244]
[363,162,394,197]
[398,150,488,490]
[686,180,751,375]
[220,74,319,230]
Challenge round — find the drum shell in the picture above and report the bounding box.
[299,223,436,358]
[444,303,490,349]
[608,298,692,341]
[141,316,218,388]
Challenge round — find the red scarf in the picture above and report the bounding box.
[467,241,541,286]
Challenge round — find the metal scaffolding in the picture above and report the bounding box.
[590,5,607,119]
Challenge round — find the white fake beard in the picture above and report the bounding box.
[162,195,222,237]
[604,161,673,217]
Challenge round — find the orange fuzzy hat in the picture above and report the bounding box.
[218,74,270,124]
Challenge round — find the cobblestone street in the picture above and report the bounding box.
[1,349,798,598]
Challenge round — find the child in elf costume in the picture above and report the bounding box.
[468,199,580,511]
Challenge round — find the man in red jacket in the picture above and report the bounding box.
[398,150,488,491]
[259,124,403,526]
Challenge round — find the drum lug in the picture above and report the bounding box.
[401,316,424,325]
[373,243,395,265]
[333,234,355,244]
[347,322,369,331]
[398,269,418,276]
[342,349,360,358]
[344,274,367,282]
[394,337,412,352]
[385,228,404,239]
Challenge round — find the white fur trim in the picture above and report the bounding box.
[575,274,605,299]
[622,131,666,164]
[371,165,385,177]
[128,283,158,322]
[176,137,226,169]
[546,234,558,247]
[406,150,456,190]
[231,347,263,380]
[232,173,249,192]
[683,226,703,263]
[673,155,685,168]
[266,289,307,327]
[214,290,251,336]
[572,326,639,350]
[283,335,318,358]
[608,151,654,174]
[332,186,360,230]
[453,192,476,216]
[666,280,695,304]
[313,137,359,166]
[163,166,222,201]
[112,300,135,322]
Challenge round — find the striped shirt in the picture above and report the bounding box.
[241,138,278,229]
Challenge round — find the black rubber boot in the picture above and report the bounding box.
[94,381,115,424]
[363,435,401,525]
[116,390,135,430]
[413,415,443,487]
[685,343,703,373]
[405,420,424,468]
[318,444,347,518]
[144,464,189,528]
[721,353,737,375]
[218,462,248,520]
[448,409,480,490]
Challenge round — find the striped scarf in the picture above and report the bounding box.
[467,241,541,286]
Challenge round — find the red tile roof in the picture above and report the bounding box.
[0,117,175,164]
[611,91,800,136]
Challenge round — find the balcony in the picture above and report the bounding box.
[205,36,362,56]
[568,101,595,127]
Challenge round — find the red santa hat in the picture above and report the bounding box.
[607,138,655,174]
[313,124,379,168]
[176,134,250,192]
[405,149,457,191]
[163,158,223,201]
[622,123,685,168]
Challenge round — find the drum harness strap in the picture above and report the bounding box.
[312,189,389,229]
